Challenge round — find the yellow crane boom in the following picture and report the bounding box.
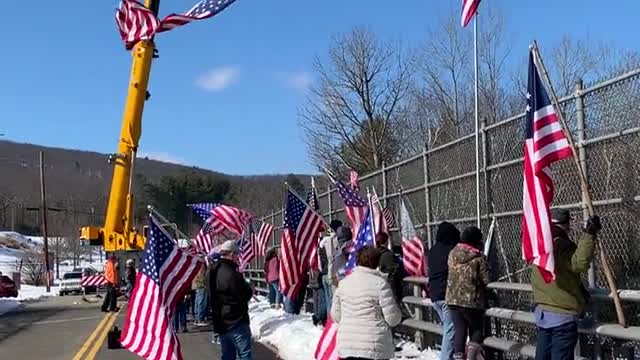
[80,0,160,252]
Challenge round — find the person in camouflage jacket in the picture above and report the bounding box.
[445,226,490,360]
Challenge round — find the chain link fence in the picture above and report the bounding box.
[251,68,640,356]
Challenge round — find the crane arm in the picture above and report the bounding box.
[80,0,160,252]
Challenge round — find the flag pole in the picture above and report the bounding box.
[531,41,626,328]
[474,12,481,228]
[366,187,376,243]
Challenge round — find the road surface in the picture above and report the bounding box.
[0,295,279,360]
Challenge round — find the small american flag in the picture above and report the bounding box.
[521,50,571,282]
[383,207,395,229]
[254,220,274,257]
[399,198,426,277]
[120,215,203,360]
[370,190,388,236]
[461,0,481,27]
[279,189,324,299]
[188,203,223,253]
[115,0,239,49]
[305,183,323,270]
[334,180,367,236]
[349,170,359,190]
[238,222,256,270]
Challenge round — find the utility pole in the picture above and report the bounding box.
[39,151,51,293]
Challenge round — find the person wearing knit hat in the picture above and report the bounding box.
[445,226,491,360]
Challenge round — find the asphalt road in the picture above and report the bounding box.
[0,295,279,360]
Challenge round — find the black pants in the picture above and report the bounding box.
[535,321,578,360]
[101,284,118,311]
[449,305,484,354]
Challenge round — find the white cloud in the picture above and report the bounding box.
[138,151,189,165]
[278,71,313,91]
[195,66,240,91]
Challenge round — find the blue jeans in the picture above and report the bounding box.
[268,281,282,305]
[321,275,333,314]
[432,300,454,360]
[535,321,578,360]
[220,323,253,360]
[195,288,207,321]
[173,299,187,331]
[283,297,296,314]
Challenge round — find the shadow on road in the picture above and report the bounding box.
[0,304,66,343]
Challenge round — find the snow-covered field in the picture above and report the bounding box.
[0,284,59,316]
[249,298,439,360]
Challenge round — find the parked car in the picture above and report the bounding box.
[0,275,18,298]
[59,271,83,296]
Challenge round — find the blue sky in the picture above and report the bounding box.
[1,0,637,175]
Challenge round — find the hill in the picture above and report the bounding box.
[0,140,321,236]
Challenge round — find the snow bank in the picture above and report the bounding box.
[0,284,58,316]
[248,297,439,360]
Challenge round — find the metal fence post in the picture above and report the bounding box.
[381,162,388,206]
[271,210,276,247]
[327,183,333,222]
[575,79,595,288]
[422,148,433,248]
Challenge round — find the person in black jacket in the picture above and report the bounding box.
[427,221,460,360]
[375,233,404,306]
[207,240,254,360]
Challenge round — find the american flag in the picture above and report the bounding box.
[314,316,339,360]
[238,222,256,270]
[461,0,481,27]
[349,170,359,190]
[344,207,375,274]
[370,190,389,236]
[115,0,239,49]
[279,189,324,299]
[158,0,237,33]
[115,0,160,50]
[399,198,426,277]
[188,203,223,254]
[383,207,396,229]
[334,180,368,236]
[211,204,253,236]
[315,209,373,360]
[521,50,572,283]
[254,220,274,257]
[306,182,324,270]
[120,216,203,360]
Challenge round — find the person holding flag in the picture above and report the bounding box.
[330,207,401,360]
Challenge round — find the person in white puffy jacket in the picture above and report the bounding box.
[331,246,402,360]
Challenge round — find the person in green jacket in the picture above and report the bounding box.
[531,209,602,360]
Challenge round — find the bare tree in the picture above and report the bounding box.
[300,27,412,174]
[20,249,46,286]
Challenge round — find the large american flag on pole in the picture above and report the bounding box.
[120,216,203,360]
[279,189,324,299]
[399,197,426,277]
[461,0,481,27]
[334,180,368,236]
[211,204,253,236]
[306,183,324,270]
[521,50,572,283]
[315,208,374,360]
[116,0,239,49]
[188,203,223,254]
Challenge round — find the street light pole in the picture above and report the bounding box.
[39,151,51,293]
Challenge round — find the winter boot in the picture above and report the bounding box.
[466,342,484,360]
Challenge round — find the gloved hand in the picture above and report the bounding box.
[585,215,602,236]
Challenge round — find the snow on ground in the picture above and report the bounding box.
[0,284,58,316]
[248,297,439,360]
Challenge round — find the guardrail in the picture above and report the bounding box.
[402,276,640,359]
[244,269,639,358]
